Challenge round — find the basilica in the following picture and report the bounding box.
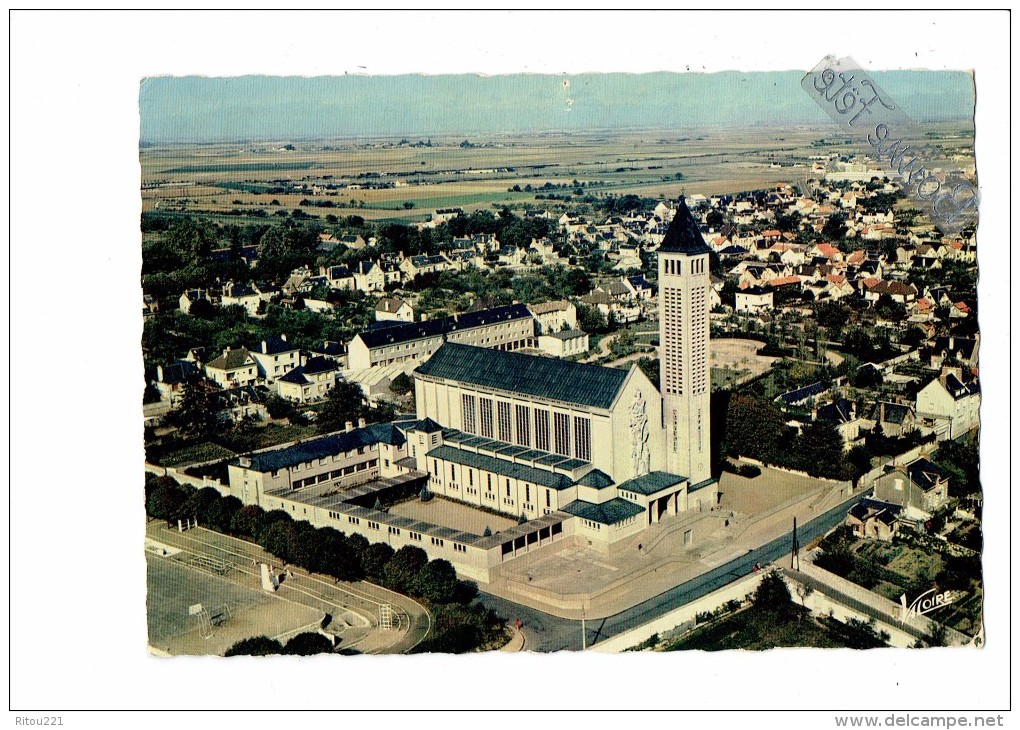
[228,198,719,582]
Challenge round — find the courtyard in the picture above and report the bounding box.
[388,496,518,536]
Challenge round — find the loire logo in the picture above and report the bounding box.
[899,587,959,622]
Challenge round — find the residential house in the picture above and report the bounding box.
[872,458,950,515]
[353,261,386,293]
[309,340,349,370]
[179,288,211,314]
[864,280,917,305]
[537,329,590,358]
[277,356,342,403]
[152,359,201,406]
[866,401,918,438]
[375,297,415,323]
[735,286,773,313]
[623,275,654,301]
[847,498,901,541]
[915,370,981,440]
[527,300,577,334]
[321,265,356,291]
[210,385,269,424]
[814,398,862,451]
[205,347,259,389]
[400,254,453,280]
[250,334,301,383]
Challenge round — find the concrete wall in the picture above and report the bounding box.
[591,571,766,652]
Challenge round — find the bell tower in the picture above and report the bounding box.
[658,196,712,485]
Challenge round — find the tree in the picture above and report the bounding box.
[361,542,394,582]
[316,378,368,433]
[706,209,724,228]
[169,376,219,441]
[204,495,243,533]
[822,212,848,240]
[383,545,429,593]
[224,636,283,657]
[146,478,190,523]
[389,372,414,396]
[260,520,298,562]
[283,632,334,655]
[752,570,795,620]
[847,444,873,488]
[793,422,849,479]
[412,559,461,603]
[724,395,787,463]
[230,504,265,539]
[913,622,949,648]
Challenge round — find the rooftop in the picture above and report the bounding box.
[415,342,630,411]
[236,422,406,473]
[658,196,713,256]
[560,498,645,525]
[426,445,575,491]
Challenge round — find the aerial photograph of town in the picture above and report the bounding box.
[136,68,983,659]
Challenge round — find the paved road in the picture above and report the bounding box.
[476,497,854,652]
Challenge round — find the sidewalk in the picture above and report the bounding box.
[499,626,527,652]
[485,479,860,620]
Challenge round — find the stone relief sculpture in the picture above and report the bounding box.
[630,390,651,476]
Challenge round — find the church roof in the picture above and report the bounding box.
[561,498,645,525]
[617,471,687,496]
[415,343,629,411]
[658,196,713,256]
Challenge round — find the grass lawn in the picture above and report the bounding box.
[250,422,320,450]
[155,441,237,468]
[712,366,749,391]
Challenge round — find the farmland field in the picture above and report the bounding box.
[140,124,971,225]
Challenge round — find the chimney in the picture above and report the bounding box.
[345,421,354,432]
[358,417,367,428]
[239,456,252,468]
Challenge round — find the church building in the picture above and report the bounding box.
[405,196,718,547]
[226,198,719,580]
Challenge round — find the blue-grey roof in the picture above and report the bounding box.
[561,498,644,525]
[906,458,945,491]
[310,340,347,357]
[617,471,686,496]
[576,470,615,489]
[426,445,575,491]
[355,304,532,349]
[258,335,297,355]
[238,422,405,472]
[817,399,855,425]
[658,197,712,256]
[416,343,629,411]
[778,381,828,406]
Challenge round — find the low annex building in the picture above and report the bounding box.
[347,303,535,371]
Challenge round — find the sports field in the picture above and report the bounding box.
[146,553,321,656]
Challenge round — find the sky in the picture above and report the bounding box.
[140,70,975,144]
